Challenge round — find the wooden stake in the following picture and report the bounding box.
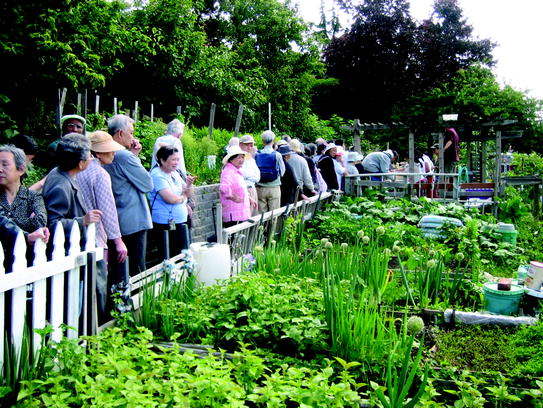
[208,103,216,138]
[234,104,244,138]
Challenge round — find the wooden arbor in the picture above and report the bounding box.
[343,118,523,200]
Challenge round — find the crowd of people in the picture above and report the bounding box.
[0,115,459,320]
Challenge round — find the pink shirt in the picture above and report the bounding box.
[219,163,250,223]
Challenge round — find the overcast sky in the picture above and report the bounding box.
[292,0,543,101]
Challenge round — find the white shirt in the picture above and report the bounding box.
[240,157,260,188]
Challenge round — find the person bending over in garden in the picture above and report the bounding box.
[361,149,398,181]
[220,145,255,228]
[76,131,128,322]
[104,114,153,280]
[239,134,260,216]
[149,145,195,260]
[255,130,285,213]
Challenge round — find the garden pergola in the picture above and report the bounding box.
[344,118,527,201]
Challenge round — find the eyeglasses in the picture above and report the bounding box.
[66,123,83,130]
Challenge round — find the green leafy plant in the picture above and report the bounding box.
[371,335,429,408]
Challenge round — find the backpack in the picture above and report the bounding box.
[255,151,279,183]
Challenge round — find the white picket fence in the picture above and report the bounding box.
[0,222,103,368]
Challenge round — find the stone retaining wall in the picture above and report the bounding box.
[190,183,220,243]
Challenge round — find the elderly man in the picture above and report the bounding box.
[288,139,315,197]
[104,114,153,279]
[239,134,260,216]
[255,130,285,213]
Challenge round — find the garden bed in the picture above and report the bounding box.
[4,196,543,407]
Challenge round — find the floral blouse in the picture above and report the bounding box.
[0,186,47,233]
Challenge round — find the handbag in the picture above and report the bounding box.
[315,168,328,193]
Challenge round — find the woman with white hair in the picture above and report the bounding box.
[151,118,186,174]
[0,144,49,244]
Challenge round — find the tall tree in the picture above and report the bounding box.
[320,0,417,121]
[318,0,494,123]
[199,0,325,133]
[414,0,494,89]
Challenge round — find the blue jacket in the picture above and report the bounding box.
[104,149,153,236]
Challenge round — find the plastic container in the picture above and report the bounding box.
[190,242,231,286]
[525,261,543,290]
[419,215,463,239]
[483,282,524,315]
[496,223,518,245]
[517,265,529,285]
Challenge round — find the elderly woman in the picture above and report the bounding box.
[76,131,128,321]
[220,145,255,227]
[149,146,195,260]
[0,144,49,244]
[317,143,340,191]
[42,133,102,231]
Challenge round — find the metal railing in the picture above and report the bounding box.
[218,192,335,263]
[344,172,463,200]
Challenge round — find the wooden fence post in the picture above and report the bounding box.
[77,93,82,115]
[234,104,244,138]
[208,103,216,138]
[134,101,139,122]
[113,97,118,115]
[150,103,154,122]
[57,88,67,133]
[408,130,415,184]
[495,129,502,197]
[95,93,100,114]
[82,89,88,119]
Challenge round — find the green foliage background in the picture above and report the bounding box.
[1,0,541,151]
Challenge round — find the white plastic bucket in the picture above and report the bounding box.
[526,261,543,290]
[190,242,231,286]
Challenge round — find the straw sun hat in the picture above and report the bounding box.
[222,145,250,165]
[89,131,125,153]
